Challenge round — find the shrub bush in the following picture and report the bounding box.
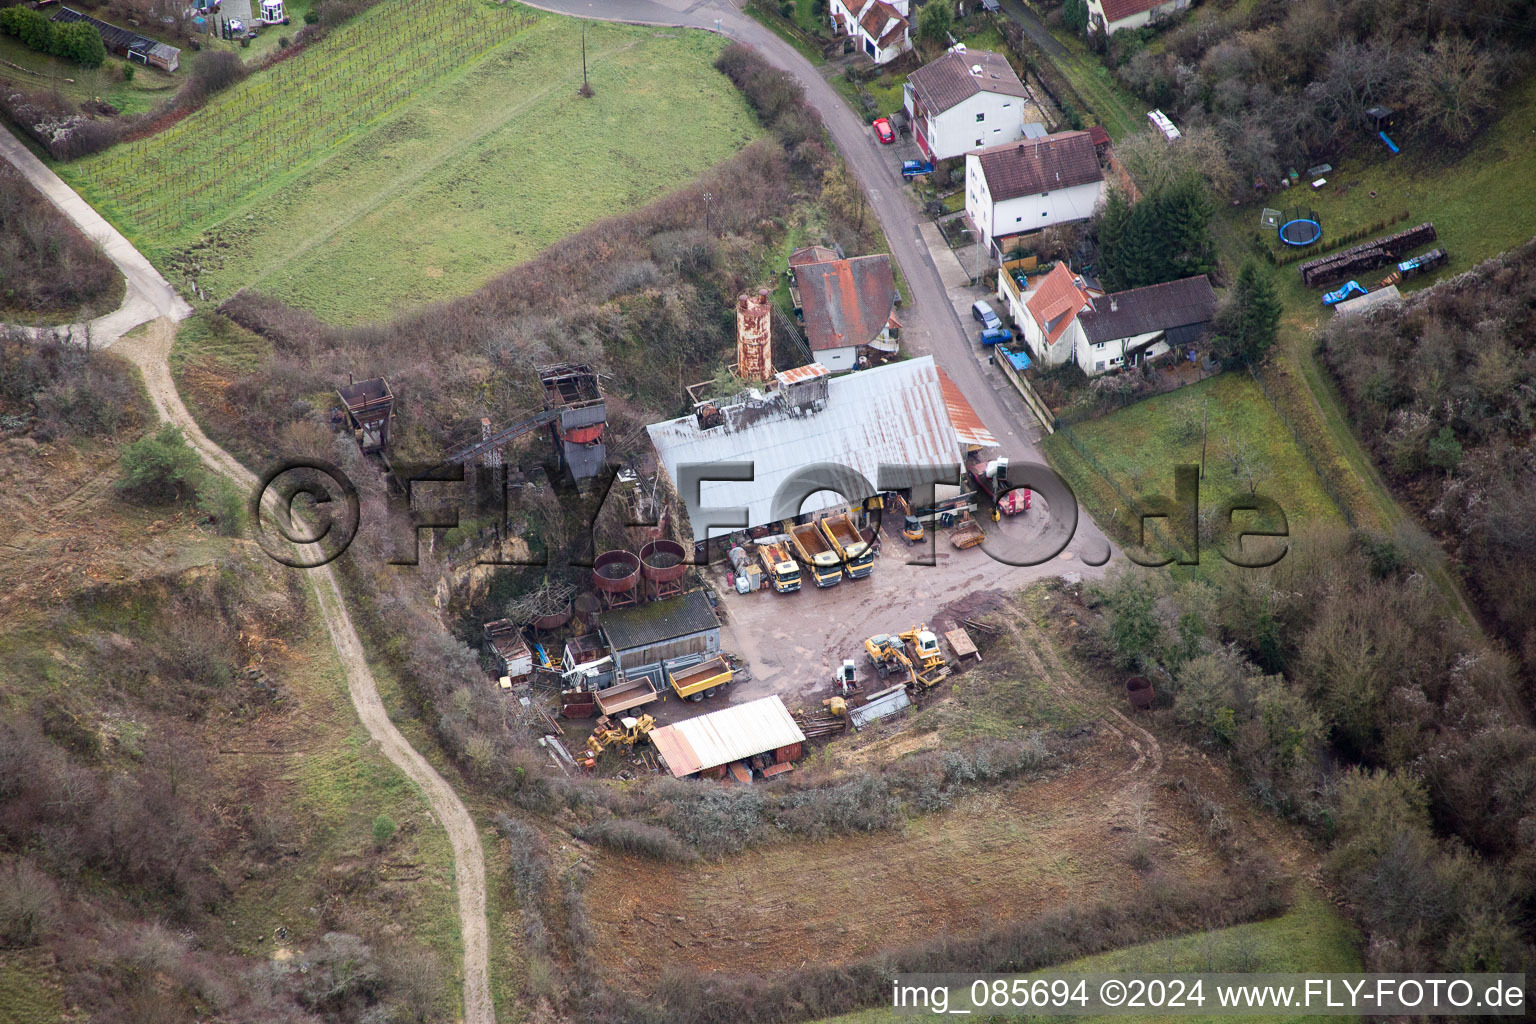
[118,424,204,503]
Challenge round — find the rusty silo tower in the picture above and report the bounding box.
[735,288,773,383]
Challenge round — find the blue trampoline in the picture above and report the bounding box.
[1278,208,1322,247]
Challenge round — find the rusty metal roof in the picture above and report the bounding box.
[647,356,975,540]
[936,368,998,448]
[794,254,897,352]
[649,695,806,777]
[907,49,1026,113]
[775,363,832,386]
[789,245,839,268]
[973,131,1103,202]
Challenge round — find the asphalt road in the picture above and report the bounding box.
[527,0,1113,565]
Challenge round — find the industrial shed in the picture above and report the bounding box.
[647,355,991,543]
[51,7,180,71]
[649,695,806,778]
[598,590,721,689]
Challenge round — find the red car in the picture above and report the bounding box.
[872,117,894,144]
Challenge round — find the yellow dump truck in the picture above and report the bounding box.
[757,539,802,593]
[668,654,734,702]
[789,521,843,587]
[818,513,874,579]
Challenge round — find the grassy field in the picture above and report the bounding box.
[817,890,1359,1024]
[1030,20,1143,140]
[63,3,759,324]
[1042,372,1342,561]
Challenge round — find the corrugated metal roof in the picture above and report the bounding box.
[936,367,998,448]
[1333,284,1403,318]
[650,696,807,776]
[648,356,972,541]
[794,254,897,352]
[775,363,831,386]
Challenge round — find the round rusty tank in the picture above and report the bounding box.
[592,550,641,594]
[1125,675,1155,709]
[573,592,601,628]
[639,538,687,583]
[529,601,572,632]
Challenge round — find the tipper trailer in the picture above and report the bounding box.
[668,654,734,702]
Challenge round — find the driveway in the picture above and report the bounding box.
[995,0,1069,58]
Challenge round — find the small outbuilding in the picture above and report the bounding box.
[649,695,807,778]
[598,590,721,690]
[51,7,180,71]
[1332,284,1402,318]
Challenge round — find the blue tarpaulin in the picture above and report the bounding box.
[999,346,1031,371]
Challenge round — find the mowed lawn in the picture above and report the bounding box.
[1043,372,1342,555]
[817,890,1359,1024]
[66,10,760,324]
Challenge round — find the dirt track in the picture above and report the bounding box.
[116,319,496,1024]
[3,120,495,1020]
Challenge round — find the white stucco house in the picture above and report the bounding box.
[1016,263,1216,376]
[1085,0,1190,35]
[829,0,911,65]
[902,48,1031,162]
[964,130,1105,248]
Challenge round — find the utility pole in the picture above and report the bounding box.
[579,21,591,97]
[704,191,712,234]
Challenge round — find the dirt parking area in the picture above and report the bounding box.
[710,514,1107,713]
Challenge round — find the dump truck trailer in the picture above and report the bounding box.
[591,673,659,715]
[789,521,843,587]
[668,655,734,702]
[757,539,803,593]
[818,513,874,579]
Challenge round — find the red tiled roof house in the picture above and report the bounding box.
[828,0,912,65]
[1084,0,1190,36]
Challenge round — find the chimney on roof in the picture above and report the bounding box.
[1109,297,1118,312]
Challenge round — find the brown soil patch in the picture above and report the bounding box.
[584,731,1225,991]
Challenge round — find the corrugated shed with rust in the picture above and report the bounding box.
[647,356,980,541]
[649,696,807,777]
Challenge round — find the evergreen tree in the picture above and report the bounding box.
[1097,176,1216,291]
[916,1,953,50]
[1063,0,1089,33]
[1212,261,1282,366]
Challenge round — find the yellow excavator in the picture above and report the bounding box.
[864,634,916,684]
[585,713,657,758]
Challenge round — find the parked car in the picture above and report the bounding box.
[980,327,1013,346]
[971,299,1001,330]
[872,118,894,144]
[1322,280,1367,306]
[901,160,934,178]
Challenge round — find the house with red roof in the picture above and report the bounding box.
[829,0,912,65]
[1014,264,1216,376]
[1084,0,1189,35]
[792,252,901,372]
